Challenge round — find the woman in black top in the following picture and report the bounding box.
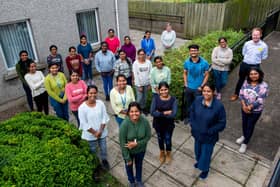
[150,82,178,164]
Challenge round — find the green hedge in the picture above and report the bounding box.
[0,112,98,187]
[148,30,244,118]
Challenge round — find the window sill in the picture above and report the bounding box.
[4,63,47,81]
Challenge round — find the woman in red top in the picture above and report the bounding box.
[105,28,120,55]
[65,46,83,77]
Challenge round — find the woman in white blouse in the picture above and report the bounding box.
[161,23,176,50]
[24,61,49,114]
[78,85,110,170]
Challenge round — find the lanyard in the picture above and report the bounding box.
[119,89,127,109]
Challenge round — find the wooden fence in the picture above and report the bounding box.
[129,0,280,38]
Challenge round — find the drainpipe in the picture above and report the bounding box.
[114,0,120,39]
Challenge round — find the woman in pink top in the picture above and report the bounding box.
[105,28,120,55]
[65,70,88,127]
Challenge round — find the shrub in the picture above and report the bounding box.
[0,112,98,187]
[148,30,244,118]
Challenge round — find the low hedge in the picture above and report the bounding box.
[148,30,244,118]
[0,112,98,186]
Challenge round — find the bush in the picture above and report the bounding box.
[0,112,98,187]
[148,30,244,118]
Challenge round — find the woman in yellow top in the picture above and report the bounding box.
[44,63,69,121]
[110,74,135,126]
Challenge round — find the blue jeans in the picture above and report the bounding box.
[156,128,174,151]
[125,152,145,184]
[72,110,80,128]
[22,83,34,111]
[101,74,113,97]
[212,69,228,93]
[185,87,201,118]
[88,137,108,160]
[136,85,149,110]
[82,62,93,81]
[115,116,124,127]
[194,139,215,172]
[241,110,262,144]
[49,97,69,121]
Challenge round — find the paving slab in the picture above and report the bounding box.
[144,138,163,167]
[179,136,223,159]
[159,150,198,186]
[145,169,185,187]
[245,163,270,187]
[194,169,242,187]
[211,148,255,185]
[106,139,123,169]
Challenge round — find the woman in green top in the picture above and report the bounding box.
[119,102,151,187]
[44,63,69,121]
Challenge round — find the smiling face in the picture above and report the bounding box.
[20,52,28,62]
[219,39,227,48]
[80,37,87,44]
[159,85,169,98]
[117,76,127,90]
[138,51,146,61]
[69,48,76,56]
[155,58,163,69]
[202,85,214,101]
[101,43,108,52]
[124,37,131,45]
[49,64,59,75]
[119,51,126,60]
[28,62,36,73]
[128,106,141,122]
[145,32,151,39]
[70,72,79,83]
[252,30,261,43]
[249,70,260,82]
[50,47,57,55]
[189,48,199,58]
[87,88,98,102]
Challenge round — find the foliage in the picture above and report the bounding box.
[141,0,228,3]
[0,112,98,187]
[148,30,244,118]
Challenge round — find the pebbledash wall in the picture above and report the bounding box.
[0,0,129,111]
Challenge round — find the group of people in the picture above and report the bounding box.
[15,25,269,186]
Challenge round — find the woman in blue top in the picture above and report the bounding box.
[77,35,93,85]
[150,82,177,164]
[141,31,156,61]
[190,83,226,179]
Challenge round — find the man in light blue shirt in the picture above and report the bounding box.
[230,27,268,101]
[183,44,209,124]
[95,42,116,101]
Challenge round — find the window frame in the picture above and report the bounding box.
[0,19,38,70]
[76,8,101,48]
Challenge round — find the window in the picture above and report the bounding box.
[0,21,37,69]
[76,9,100,45]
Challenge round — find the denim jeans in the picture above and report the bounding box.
[125,152,145,184]
[194,139,215,172]
[156,128,174,151]
[115,116,124,127]
[101,74,113,97]
[241,110,262,144]
[185,87,201,118]
[72,110,80,128]
[136,85,149,110]
[22,83,34,111]
[212,69,228,93]
[234,62,260,95]
[88,137,108,160]
[82,62,93,81]
[49,97,69,121]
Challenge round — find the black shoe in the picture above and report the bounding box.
[194,163,198,169]
[105,95,110,101]
[102,159,110,170]
[199,171,209,179]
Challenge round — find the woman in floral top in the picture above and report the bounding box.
[236,67,268,153]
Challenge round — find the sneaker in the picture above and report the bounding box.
[236,136,245,144]
[216,93,221,100]
[239,144,247,153]
[136,181,145,187]
[199,171,209,179]
[230,94,238,101]
[102,159,110,170]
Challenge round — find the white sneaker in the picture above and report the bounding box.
[239,144,247,153]
[236,136,245,144]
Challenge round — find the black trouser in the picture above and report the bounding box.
[241,110,262,144]
[22,83,34,111]
[34,91,49,115]
[234,62,260,95]
[185,87,201,118]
